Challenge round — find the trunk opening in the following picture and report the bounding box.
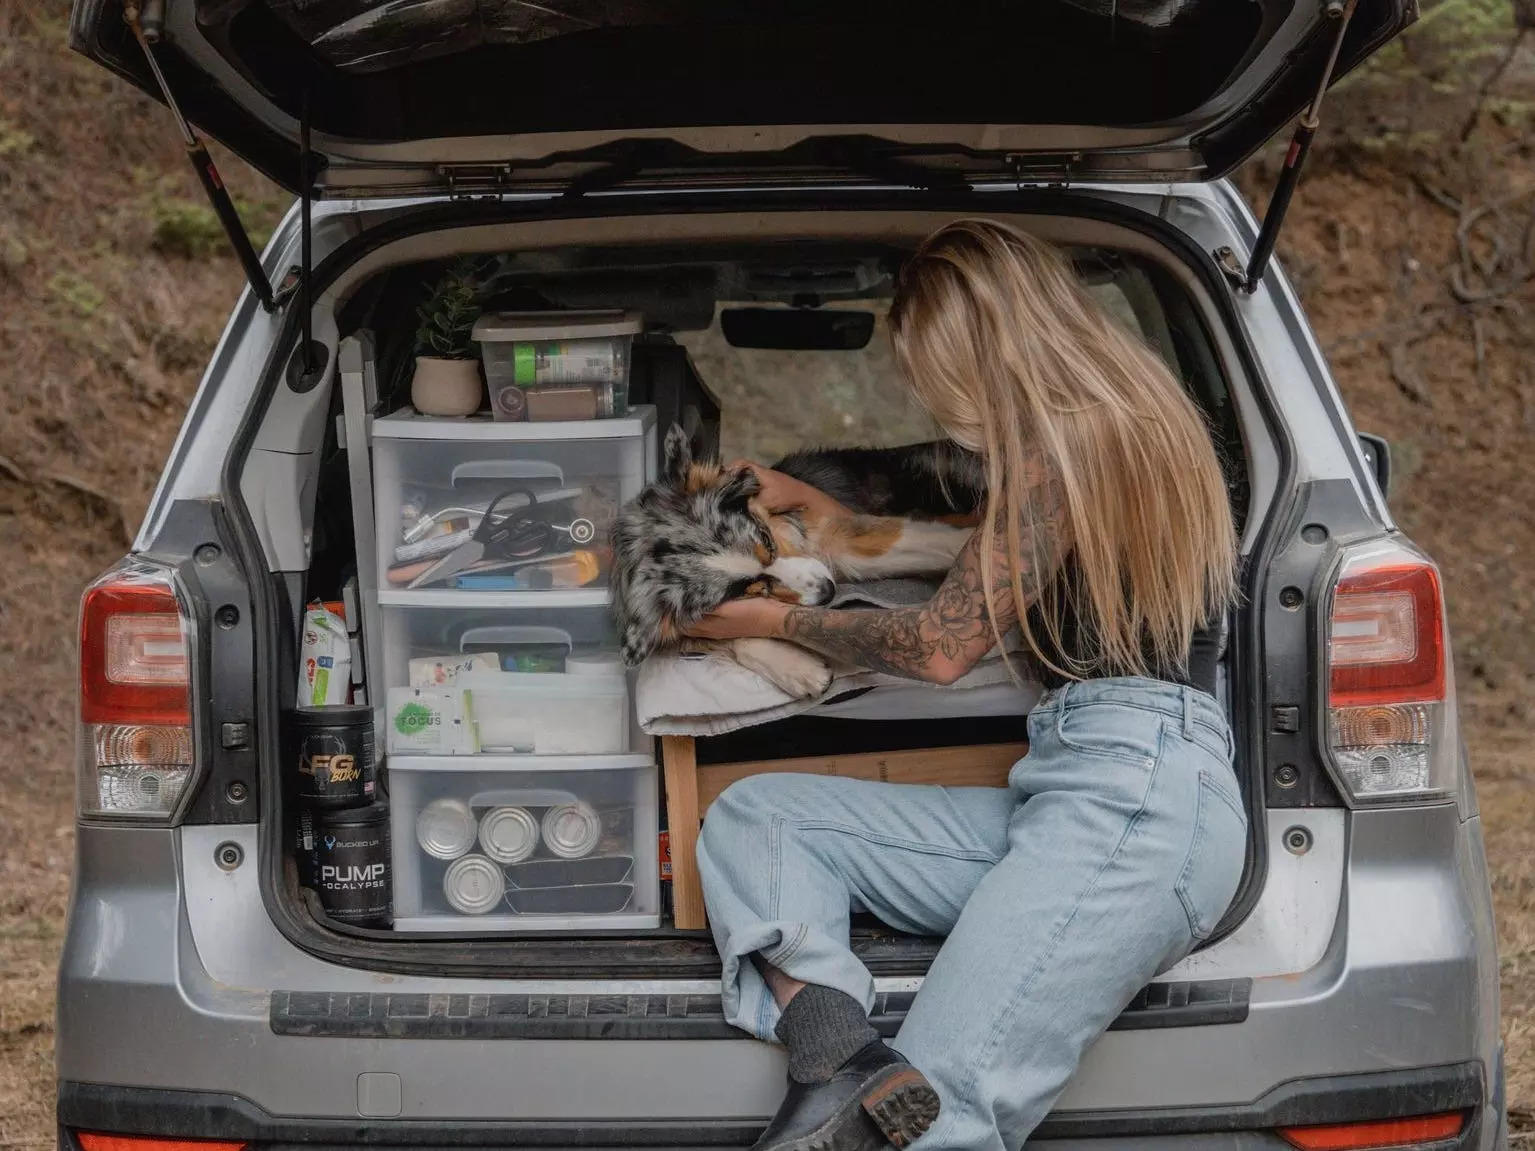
[231,201,1266,977]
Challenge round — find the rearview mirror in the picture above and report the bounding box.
[1358,432,1392,496]
[720,307,875,350]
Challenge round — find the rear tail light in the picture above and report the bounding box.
[77,1136,246,1151]
[78,562,198,820]
[1324,538,1456,805]
[1277,1111,1464,1149]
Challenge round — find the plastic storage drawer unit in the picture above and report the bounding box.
[389,754,660,932]
[378,610,643,757]
[372,406,656,599]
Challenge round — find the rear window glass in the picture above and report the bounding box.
[677,266,1198,462]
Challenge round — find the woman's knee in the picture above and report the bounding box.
[698,773,789,866]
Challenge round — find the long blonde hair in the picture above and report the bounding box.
[888,218,1237,680]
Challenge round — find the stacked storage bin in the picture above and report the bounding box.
[368,315,659,932]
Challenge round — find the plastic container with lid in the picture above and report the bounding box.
[472,310,642,422]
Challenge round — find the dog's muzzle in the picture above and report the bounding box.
[766,556,836,606]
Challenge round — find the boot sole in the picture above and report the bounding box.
[861,1066,941,1149]
[755,1065,940,1151]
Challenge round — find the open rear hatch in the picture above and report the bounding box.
[72,0,1413,195]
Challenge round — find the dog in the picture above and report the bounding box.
[611,426,984,697]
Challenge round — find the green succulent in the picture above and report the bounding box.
[414,256,484,360]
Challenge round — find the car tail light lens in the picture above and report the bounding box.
[78,562,197,820]
[1277,1111,1464,1149]
[1325,539,1455,805]
[77,1136,246,1151]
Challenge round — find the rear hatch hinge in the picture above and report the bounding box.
[121,0,298,315]
[1006,152,1081,190]
[1236,0,1359,294]
[441,164,516,200]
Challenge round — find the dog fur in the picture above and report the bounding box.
[611,427,983,697]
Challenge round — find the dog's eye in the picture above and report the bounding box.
[755,527,777,564]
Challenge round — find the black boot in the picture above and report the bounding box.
[750,1040,940,1151]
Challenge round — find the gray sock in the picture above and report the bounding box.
[773,984,882,1085]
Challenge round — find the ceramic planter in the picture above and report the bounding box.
[411,356,482,417]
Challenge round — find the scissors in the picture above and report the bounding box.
[408,488,596,589]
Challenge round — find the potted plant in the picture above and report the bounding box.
[410,257,484,416]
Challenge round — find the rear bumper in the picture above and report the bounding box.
[57,1056,1502,1149]
[57,804,1501,1126]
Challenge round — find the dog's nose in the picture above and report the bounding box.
[811,576,836,606]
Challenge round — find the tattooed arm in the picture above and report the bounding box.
[688,466,1069,685]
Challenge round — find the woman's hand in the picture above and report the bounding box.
[683,596,791,640]
[730,460,852,520]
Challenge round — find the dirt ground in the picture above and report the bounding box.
[2,3,1533,1148]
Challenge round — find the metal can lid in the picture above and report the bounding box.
[541,802,601,859]
[478,806,540,864]
[443,855,505,915]
[416,798,478,860]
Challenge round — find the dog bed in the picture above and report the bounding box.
[635,579,1041,737]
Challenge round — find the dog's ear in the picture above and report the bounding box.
[662,424,692,485]
[718,464,762,509]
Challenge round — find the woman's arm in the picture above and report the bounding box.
[687,466,1068,685]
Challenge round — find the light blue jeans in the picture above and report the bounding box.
[696,677,1248,1150]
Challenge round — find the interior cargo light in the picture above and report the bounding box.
[1324,539,1455,805]
[77,562,197,820]
[1277,1111,1464,1150]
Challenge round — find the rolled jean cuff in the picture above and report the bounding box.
[717,919,876,1042]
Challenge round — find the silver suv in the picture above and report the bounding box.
[60,2,1504,1148]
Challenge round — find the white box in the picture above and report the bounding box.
[385,687,479,755]
[461,668,628,756]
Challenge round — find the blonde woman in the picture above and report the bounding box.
[687,219,1247,1151]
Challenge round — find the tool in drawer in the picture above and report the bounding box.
[399,487,585,546]
[408,487,597,589]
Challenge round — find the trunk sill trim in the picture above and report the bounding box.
[268,978,1251,1041]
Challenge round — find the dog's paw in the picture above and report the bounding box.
[730,638,833,698]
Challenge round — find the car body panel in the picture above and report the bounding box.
[57,802,1497,1122]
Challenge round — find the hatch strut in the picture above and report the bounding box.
[123,1,283,311]
[1240,0,1358,294]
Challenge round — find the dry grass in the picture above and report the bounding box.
[1,2,1532,1149]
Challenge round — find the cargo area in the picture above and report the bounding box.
[250,223,1255,963]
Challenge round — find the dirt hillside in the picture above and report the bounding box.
[2,2,1532,1148]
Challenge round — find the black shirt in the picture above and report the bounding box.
[1017,560,1221,697]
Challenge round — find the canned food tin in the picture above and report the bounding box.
[541,801,602,859]
[444,854,505,915]
[288,705,376,810]
[306,802,391,927]
[478,806,540,864]
[415,797,478,861]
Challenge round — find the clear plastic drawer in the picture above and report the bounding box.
[388,755,659,932]
[377,606,643,757]
[372,406,656,596]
